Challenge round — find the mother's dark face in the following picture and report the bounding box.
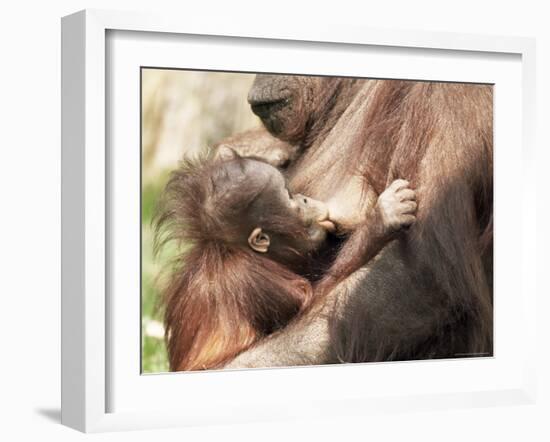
[247,74,329,143]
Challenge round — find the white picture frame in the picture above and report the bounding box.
[61,9,537,433]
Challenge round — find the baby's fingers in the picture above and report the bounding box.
[387,179,410,193]
[399,200,417,214]
[397,188,416,202]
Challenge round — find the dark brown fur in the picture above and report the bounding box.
[324,81,493,361]
[222,76,493,366]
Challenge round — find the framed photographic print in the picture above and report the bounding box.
[61,9,537,432]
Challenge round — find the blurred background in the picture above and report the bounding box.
[141,69,260,373]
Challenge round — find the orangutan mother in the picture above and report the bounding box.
[218,74,493,367]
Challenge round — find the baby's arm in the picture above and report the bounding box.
[318,179,416,290]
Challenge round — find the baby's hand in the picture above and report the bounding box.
[376,179,417,232]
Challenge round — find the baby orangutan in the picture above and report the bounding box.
[155,150,417,371]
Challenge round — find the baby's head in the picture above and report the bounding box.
[158,150,335,271]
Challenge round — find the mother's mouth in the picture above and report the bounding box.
[249,98,289,119]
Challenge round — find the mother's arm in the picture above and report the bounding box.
[223,241,396,368]
[224,272,348,368]
[224,237,445,368]
[225,184,417,369]
[223,228,403,369]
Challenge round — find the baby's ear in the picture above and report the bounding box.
[247,227,270,253]
[216,146,239,161]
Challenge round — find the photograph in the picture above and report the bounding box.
[1,0,543,437]
[141,69,494,374]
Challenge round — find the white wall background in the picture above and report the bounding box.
[0,1,547,440]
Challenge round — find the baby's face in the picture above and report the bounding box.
[247,160,335,253]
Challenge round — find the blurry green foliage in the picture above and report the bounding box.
[141,179,170,373]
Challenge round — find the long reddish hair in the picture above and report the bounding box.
[161,244,312,371]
